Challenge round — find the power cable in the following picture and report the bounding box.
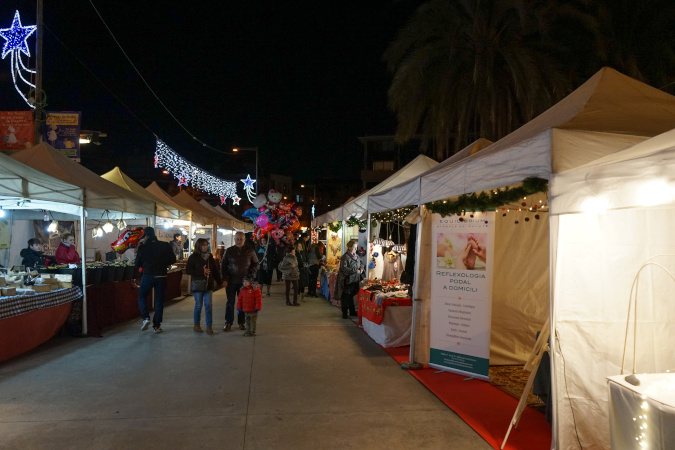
[87,0,233,155]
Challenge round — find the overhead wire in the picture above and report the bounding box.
[86,0,232,155]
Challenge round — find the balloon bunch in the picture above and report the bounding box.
[243,189,303,245]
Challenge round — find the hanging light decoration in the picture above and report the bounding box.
[154,138,238,200]
[0,10,37,108]
[47,220,58,233]
[102,221,114,233]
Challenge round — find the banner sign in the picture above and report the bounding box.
[42,111,82,160]
[429,211,495,380]
[0,111,34,150]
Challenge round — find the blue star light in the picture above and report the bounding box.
[0,10,37,60]
[241,174,256,190]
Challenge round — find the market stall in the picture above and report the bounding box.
[368,67,675,449]
[357,283,412,348]
[0,151,86,361]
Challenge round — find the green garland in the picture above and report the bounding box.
[425,177,548,217]
[327,222,342,233]
[371,206,415,222]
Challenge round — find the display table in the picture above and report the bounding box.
[608,373,675,449]
[357,287,413,325]
[86,270,184,337]
[362,306,412,348]
[0,287,83,362]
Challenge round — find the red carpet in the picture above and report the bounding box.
[383,345,551,450]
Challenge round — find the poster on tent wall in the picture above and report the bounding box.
[0,111,34,150]
[429,211,495,380]
[41,111,81,161]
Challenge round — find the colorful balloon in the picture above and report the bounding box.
[111,227,144,253]
[256,214,269,227]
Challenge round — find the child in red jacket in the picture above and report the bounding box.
[236,275,262,336]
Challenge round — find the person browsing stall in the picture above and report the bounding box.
[170,233,183,259]
[55,233,81,264]
[335,239,364,319]
[135,227,176,334]
[20,238,47,268]
[220,232,259,332]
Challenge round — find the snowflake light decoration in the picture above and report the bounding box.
[0,11,37,108]
[154,138,238,200]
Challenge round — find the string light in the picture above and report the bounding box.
[0,11,37,109]
[154,138,238,200]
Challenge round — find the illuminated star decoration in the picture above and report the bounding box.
[232,195,241,206]
[154,138,238,200]
[241,174,256,203]
[220,195,227,205]
[0,11,37,108]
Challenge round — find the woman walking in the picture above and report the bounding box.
[186,238,222,334]
[278,246,300,306]
[335,239,364,319]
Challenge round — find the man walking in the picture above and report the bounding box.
[135,227,176,333]
[220,232,259,331]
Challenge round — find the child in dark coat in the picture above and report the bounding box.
[236,276,262,336]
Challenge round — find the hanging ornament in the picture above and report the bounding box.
[0,11,37,109]
[241,174,256,203]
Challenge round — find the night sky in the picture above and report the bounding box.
[1,1,421,187]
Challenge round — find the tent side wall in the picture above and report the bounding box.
[551,207,675,449]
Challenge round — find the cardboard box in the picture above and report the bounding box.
[1,287,17,296]
[58,282,72,289]
[33,284,52,293]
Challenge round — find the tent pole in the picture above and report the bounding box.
[79,188,88,335]
[365,213,371,280]
[402,203,423,370]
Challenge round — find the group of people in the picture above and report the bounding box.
[20,233,81,268]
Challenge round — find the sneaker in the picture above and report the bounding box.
[153,326,162,334]
[141,318,151,331]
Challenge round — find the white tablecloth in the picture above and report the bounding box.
[607,373,675,450]
[361,305,411,348]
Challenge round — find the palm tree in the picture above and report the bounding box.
[384,0,596,160]
[594,0,675,94]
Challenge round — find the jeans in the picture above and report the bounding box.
[225,283,244,325]
[308,265,319,295]
[138,275,167,327]
[193,290,213,327]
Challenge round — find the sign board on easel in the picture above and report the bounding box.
[429,211,495,380]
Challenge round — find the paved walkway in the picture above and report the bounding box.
[0,282,490,449]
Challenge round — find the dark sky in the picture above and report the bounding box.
[1,1,421,185]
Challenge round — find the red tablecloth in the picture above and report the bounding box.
[0,287,83,362]
[357,288,412,325]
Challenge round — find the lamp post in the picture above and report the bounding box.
[233,147,258,194]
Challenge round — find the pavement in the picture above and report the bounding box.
[0,281,491,450]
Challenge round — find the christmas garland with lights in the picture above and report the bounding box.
[371,206,415,222]
[425,177,548,217]
[328,222,342,233]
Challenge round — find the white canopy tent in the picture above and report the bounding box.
[369,139,493,214]
[400,67,675,449]
[549,128,675,449]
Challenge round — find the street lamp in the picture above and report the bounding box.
[232,147,258,195]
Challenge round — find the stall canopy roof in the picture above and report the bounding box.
[101,167,190,221]
[214,205,254,231]
[198,200,254,231]
[10,143,156,217]
[172,190,231,227]
[314,154,438,226]
[368,138,493,213]
[420,67,675,204]
[0,151,83,214]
